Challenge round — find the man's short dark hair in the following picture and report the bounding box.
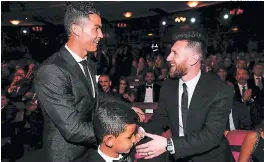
[93,101,139,143]
[64,2,100,37]
[99,74,111,81]
[174,31,207,60]
[144,70,155,79]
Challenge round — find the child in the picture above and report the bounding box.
[91,101,139,162]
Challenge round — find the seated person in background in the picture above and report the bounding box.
[238,120,264,162]
[98,74,113,94]
[113,78,130,98]
[136,70,160,103]
[91,101,139,162]
[157,66,169,81]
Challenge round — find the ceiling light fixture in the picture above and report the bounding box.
[123,12,132,18]
[10,20,21,25]
[187,1,199,8]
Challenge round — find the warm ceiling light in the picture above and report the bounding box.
[187,1,199,8]
[123,12,132,18]
[10,20,21,25]
[148,33,153,36]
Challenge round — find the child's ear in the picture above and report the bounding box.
[103,135,116,148]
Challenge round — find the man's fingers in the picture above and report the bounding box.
[136,142,150,150]
[145,133,157,139]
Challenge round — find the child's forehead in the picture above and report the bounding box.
[123,124,137,133]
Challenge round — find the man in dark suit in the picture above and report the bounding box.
[234,68,261,104]
[136,70,160,103]
[34,2,144,162]
[136,31,234,162]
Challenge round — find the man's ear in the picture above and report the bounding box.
[103,135,116,148]
[190,53,200,66]
[71,23,81,36]
[110,81,112,87]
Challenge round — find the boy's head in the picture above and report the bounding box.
[93,101,139,155]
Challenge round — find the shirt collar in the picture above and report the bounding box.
[98,146,122,162]
[238,83,248,88]
[179,70,201,90]
[65,44,87,63]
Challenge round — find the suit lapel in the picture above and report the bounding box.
[187,73,209,131]
[142,85,146,101]
[169,79,179,136]
[58,47,93,97]
[234,83,242,102]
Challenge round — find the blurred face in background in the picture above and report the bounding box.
[224,57,232,68]
[132,60,138,68]
[217,68,227,81]
[145,72,154,85]
[119,79,127,91]
[139,57,145,64]
[155,55,163,68]
[236,60,247,69]
[236,69,249,85]
[138,62,145,70]
[253,64,264,77]
[161,67,168,76]
[147,60,154,68]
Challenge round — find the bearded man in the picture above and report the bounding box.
[136,31,235,162]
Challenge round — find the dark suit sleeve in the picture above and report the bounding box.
[171,86,233,159]
[141,83,170,135]
[34,64,96,144]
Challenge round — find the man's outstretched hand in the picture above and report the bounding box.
[136,133,167,159]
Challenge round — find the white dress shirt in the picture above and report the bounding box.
[229,109,236,131]
[144,84,154,103]
[178,70,201,136]
[65,44,95,98]
[237,83,248,96]
[98,146,122,162]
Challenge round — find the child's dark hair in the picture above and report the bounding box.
[93,101,139,143]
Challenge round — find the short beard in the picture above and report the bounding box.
[169,63,188,79]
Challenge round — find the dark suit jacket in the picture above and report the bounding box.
[234,82,261,104]
[34,46,129,162]
[248,76,264,91]
[143,72,234,162]
[226,100,251,131]
[136,83,160,102]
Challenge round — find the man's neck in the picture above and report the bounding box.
[181,65,200,82]
[100,144,119,158]
[67,39,87,59]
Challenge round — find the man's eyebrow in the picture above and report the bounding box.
[94,24,102,28]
